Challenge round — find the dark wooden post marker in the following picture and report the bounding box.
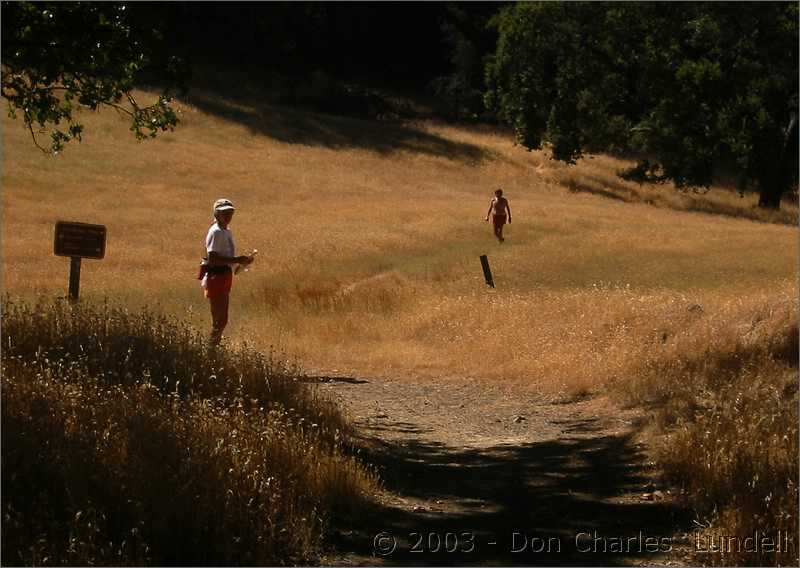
[54,221,107,300]
[480,254,495,288]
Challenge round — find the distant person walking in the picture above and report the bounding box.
[201,198,254,346]
[485,188,512,242]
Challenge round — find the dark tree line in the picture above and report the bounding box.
[128,2,458,86]
[1,1,482,150]
[3,1,797,209]
[485,2,798,209]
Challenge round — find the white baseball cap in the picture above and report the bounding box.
[213,198,235,213]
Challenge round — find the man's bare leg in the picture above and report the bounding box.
[494,224,504,242]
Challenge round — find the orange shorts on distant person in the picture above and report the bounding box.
[204,272,233,299]
[493,214,507,229]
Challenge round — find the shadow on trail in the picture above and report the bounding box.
[334,417,692,566]
[187,92,489,164]
[298,375,370,385]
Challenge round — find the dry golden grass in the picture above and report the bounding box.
[2,90,796,395]
[615,290,798,566]
[3,88,798,566]
[2,299,377,565]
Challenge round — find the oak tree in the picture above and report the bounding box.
[486,2,798,209]
[2,1,183,153]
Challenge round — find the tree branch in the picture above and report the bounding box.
[126,91,139,110]
[27,122,50,154]
[104,101,135,117]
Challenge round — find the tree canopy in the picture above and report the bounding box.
[4,0,797,211]
[485,2,799,208]
[2,1,183,153]
[1,1,459,151]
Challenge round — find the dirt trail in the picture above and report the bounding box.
[311,373,696,566]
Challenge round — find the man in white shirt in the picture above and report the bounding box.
[202,198,254,345]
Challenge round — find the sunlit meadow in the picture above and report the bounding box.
[2,90,796,390]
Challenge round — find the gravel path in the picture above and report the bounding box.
[309,372,695,566]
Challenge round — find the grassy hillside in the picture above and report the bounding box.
[2,89,796,392]
[3,87,798,565]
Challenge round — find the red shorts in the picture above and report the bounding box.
[204,272,233,299]
[493,214,507,229]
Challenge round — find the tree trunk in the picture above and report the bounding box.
[757,114,798,210]
[757,159,792,209]
[758,180,785,209]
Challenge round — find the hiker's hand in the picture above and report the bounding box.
[238,255,254,265]
[485,216,489,222]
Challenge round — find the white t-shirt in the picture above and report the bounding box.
[205,222,236,258]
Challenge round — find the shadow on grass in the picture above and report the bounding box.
[564,174,798,226]
[566,177,635,204]
[187,92,490,164]
[332,417,692,566]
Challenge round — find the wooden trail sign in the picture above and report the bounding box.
[54,221,107,300]
[54,221,106,259]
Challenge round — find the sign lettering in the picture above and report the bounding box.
[54,221,106,259]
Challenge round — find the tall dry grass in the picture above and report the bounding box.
[2,91,796,391]
[2,299,377,565]
[616,291,798,566]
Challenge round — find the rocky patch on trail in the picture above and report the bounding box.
[315,373,695,566]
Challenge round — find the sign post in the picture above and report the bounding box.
[68,257,82,300]
[54,221,107,301]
